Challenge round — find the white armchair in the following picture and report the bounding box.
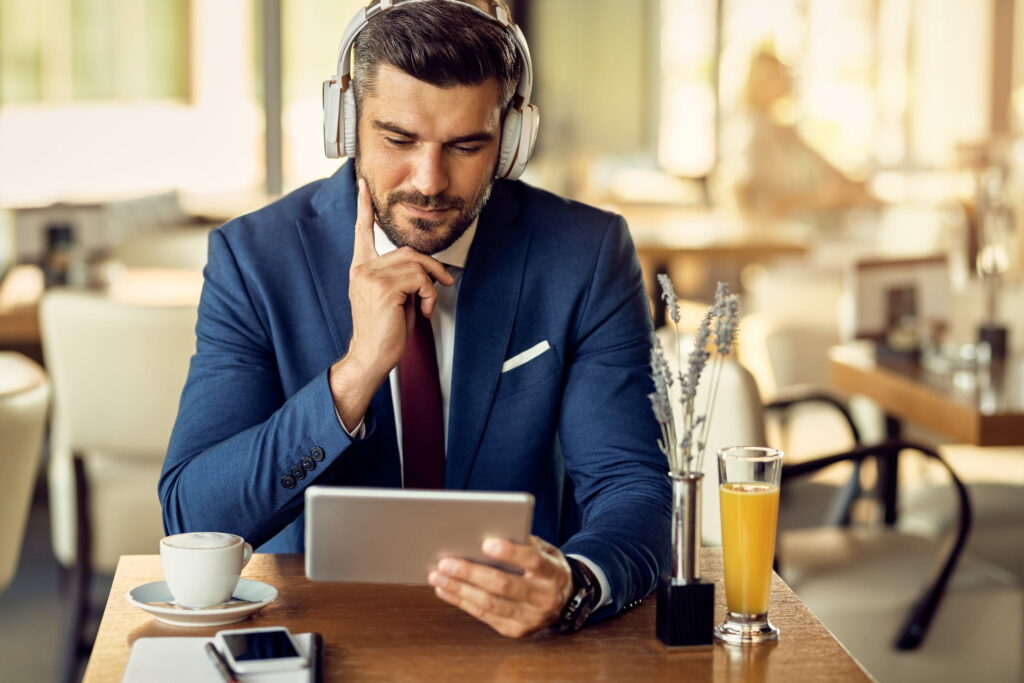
[110,226,211,271]
[41,289,197,570]
[40,288,197,681]
[0,352,49,593]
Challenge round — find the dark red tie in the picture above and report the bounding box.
[399,305,445,488]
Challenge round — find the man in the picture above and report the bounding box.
[160,0,669,637]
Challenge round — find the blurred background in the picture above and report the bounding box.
[0,1,1022,682]
[4,0,1024,344]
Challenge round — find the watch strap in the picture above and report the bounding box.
[553,557,602,633]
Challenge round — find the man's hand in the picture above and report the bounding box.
[428,535,574,638]
[328,178,454,430]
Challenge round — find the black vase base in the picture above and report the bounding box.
[655,575,715,649]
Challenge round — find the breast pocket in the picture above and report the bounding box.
[494,342,562,400]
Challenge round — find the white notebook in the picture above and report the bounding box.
[121,632,317,683]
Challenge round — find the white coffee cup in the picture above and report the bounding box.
[160,532,253,608]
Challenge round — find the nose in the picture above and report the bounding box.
[409,145,450,198]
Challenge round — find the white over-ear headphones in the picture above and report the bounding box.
[322,0,539,180]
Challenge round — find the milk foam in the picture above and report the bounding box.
[163,531,239,550]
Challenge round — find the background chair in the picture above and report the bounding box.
[779,441,1022,683]
[900,447,1024,585]
[40,288,197,682]
[110,226,211,271]
[0,352,49,594]
[735,260,882,534]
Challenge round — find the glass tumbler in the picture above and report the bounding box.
[714,446,783,645]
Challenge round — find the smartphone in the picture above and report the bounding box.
[214,626,308,673]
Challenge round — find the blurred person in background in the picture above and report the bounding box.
[733,51,876,226]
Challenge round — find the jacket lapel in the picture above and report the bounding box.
[446,181,529,488]
[298,162,358,358]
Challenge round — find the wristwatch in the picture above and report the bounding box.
[553,557,602,633]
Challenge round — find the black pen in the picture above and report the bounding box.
[204,641,238,683]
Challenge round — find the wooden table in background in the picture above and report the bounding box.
[830,342,1024,524]
[0,265,44,362]
[618,204,808,324]
[830,343,1024,447]
[0,264,202,363]
[84,552,871,682]
[621,205,809,265]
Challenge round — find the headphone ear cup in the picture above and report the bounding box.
[322,79,343,159]
[342,87,358,158]
[497,104,539,181]
[496,108,523,179]
[517,104,539,177]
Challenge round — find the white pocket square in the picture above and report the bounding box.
[501,341,551,373]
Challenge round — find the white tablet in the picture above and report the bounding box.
[304,486,535,584]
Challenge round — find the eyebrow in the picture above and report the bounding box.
[372,120,495,145]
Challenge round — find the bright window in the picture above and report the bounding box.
[0,0,189,104]
[659,0,1001,182]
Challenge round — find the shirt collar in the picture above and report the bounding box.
[373,217,478,269]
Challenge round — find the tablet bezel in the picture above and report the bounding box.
[304,486,536,584]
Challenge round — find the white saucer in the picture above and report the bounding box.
[126,579,278,627]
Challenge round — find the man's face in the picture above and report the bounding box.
[354,64,503,255]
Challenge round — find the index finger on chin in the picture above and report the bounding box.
[352,177,378,265]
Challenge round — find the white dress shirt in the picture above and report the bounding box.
[338,219,611,609]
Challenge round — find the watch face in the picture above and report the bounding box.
[556,559,601,632]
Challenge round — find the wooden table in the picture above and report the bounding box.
[0,265,202,362]
[84,551,872,682]
[830,342,1024,523]
[0,265,44,362]
[618,204,808,324]
[621,205,808,262]
[830,343,1024,447]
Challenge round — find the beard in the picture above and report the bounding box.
[355,161,493,255]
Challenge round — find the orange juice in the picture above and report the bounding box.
[719,482,780,615]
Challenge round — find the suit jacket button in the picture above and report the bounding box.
[311,446,325,461]
[291,466,306,480]
[301,457,315,470]
[281,475,296,489]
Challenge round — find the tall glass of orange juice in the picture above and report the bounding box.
[714,446,782,645]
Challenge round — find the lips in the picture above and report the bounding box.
[402,203,453,218]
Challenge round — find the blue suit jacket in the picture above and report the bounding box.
[160,161,670,618]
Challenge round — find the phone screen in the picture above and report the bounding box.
[220,630,301,662]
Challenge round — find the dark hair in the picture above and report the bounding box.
[352,0,522,115]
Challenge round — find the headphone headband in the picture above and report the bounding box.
[322,0,539,179]
[333,0,533,108]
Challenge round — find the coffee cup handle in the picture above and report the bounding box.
[241,542,253,569]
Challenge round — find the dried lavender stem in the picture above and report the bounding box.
[696,356,724,474]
